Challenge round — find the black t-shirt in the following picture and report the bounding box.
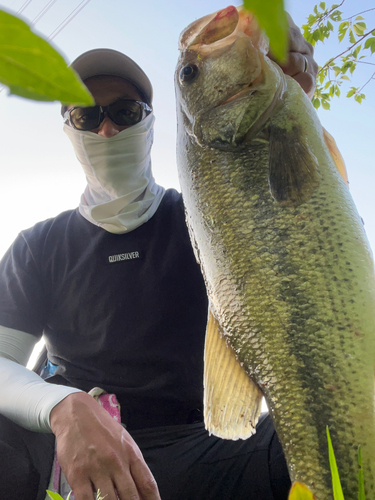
[0,189,209,429]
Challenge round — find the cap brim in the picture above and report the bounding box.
[70,48,153,105]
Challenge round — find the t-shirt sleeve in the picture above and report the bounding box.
[0,232,46,338]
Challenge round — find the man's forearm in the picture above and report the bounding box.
[0,325,82,432]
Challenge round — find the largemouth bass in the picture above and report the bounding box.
[175,6,375,499]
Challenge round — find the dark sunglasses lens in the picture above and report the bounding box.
[70,107,101,130]
[109,100,143,126]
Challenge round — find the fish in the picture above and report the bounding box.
[175,5,375,499]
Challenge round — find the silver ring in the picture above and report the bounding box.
[303,56,308,73]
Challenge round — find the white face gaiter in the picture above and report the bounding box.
[64,112,165,234]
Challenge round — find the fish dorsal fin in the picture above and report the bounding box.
[268,125,321,207]
[204,308,263,440]
[323,127,349,186]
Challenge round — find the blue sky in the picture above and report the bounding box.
[0,0,374,262]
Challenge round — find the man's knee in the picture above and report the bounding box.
[0,414,55,500]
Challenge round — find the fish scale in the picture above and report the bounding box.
[176,8,375,495]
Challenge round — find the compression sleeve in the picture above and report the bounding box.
[0,325,82,432]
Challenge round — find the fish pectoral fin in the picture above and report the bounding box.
[323,127,349,186]
[268,125,321,207]
[204,308,263,440]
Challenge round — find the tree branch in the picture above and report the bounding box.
[314,0,346,29]
[317,27,375,75]
[358,70,375,93]
[342,8,375,21]
[357,61,375,66]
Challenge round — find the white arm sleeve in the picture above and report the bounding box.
[0,325,82,432]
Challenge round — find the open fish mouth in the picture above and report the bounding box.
[179,5,268,55]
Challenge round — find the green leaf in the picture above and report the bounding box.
[364,37,374,49]
[355,16,365,21]
[354,94,362,103]
[314,4,319,14]
[339,21,349,31]
[313,29,322,42]
[333,65,341,76]
[358,446,365,500]
[341,63,349,74]
[330,85,335,96]
[353,22,366,36]
[338,22,349,42]
[346,89,356,97]
[322,99,331,109]
[330,10,342,22]
[353,45,361,58]
[313,98,321,109]
[319,2,326,10]
[338,30,347,42]
[308,14,316,24]
[349,29,356,43]
[326,427,345,500]
[46,492,65,500]
[0,9,94,105]
[335,86,340,97]
[327,21,334,31]
[364,37,375,50]
[243,0,288,61]
[340,75,350,81]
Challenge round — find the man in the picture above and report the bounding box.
[0,18,318,500]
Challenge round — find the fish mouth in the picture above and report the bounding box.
[179,5,268,55]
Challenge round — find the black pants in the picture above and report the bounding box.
[0,413,291,500]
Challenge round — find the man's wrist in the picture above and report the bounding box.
[50,391,89,434]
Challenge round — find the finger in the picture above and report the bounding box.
[128,457,160,500]
[71,482,98,500]
[293,72,316,99]
[113,471,142,500]
[91,479,121,500]
[268,51,317,97]
[278,52,308,77]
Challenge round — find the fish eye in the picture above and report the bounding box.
[180,65,198,83]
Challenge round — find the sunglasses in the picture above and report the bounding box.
[63,99,152,131]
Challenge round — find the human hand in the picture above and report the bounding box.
[268,14,319,99]
[50,392,160,500]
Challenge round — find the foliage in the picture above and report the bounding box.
[302,1,375,109]
[47,489,106,500]
[358,446,366,500]
[326,426,345,500]
[287,429,366,500]
[46,492,69,500]
[0,9,93,105]
[243,0,289,62]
